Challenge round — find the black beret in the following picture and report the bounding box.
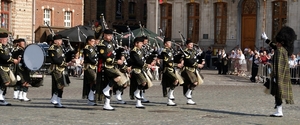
[53,34,63,40]
[134,37,144,44]
[141,35,148,40]
[0,32,8,38]
[164,37,171,43]
[18,38,26,42]
[103,29,113,34]
[13,39,20,43]
[86,35,95,43]
[186,40,193,45]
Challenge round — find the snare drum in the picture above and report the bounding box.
[23,44,47,71]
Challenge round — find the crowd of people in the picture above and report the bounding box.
[208,46,300,84]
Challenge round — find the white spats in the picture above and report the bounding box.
[136,100,145,109]
[134,89,141,99]
[185,89,192,99]
[187,99,196,105]
[103,98,114,111]
[22,92,31,101]
[168,89,175,100]
[140,92,149,103]
[270,105,283,117]
[115,90,126,104]
[54,97,65,108]
[167,99,176,106]
[18,91,24,101]
[87,90,97,106]
[51,94,58,104]
[13,90,19,99]
[102,85,111,97]
[0,90,11,106]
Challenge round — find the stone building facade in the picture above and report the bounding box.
[1,0,32,43]
[147,0,300,54]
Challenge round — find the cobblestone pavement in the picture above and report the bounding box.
[1,70,300,125]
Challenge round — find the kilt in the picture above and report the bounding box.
[162,67,177,87]
[105,67,121,79]
[17,67,31,84]
[51,70,70,89]
[131,68,147,85]
[84,68,97,83]
[181,68,198,85]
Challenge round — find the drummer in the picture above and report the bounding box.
[12,38,31,101]
[0,32,20,106]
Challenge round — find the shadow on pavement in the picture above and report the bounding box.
[181,107,267,117]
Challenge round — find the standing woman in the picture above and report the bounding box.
[262,26,296,117]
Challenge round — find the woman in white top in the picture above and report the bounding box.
[236,49,247,76]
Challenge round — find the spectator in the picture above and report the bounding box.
[289,54,298,84]
[205,47,212,69]
[73,53,83,77]
[250,52,260,82]
[236,49,247,76]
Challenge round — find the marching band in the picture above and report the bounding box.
[0,27,205,110]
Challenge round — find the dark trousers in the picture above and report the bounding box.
[217,62,222,74]
[250,67,258,82]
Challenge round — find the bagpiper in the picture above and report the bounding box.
[160,38,184,106]
[130,37,153,108]
[48,34,70,108]
[83,36,98,106]
[181,40,205,105]
[0,32,20,106]
[97,29,123,111]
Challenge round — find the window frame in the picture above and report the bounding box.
[64,11,72,27]
[187,2,200,43]
[43,9,52,26]
[272,0,287,42]
[160,3,172,39]
[1,0,10,30]
[214,2,227,44]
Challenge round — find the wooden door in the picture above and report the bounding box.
[241,0,257,50]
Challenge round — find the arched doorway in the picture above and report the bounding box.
[241,0,257,50]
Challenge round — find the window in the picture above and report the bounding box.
[187,3,200,43]
[43,9,51,26]
[214,2,227,44]
[272,0,287,42]
[1,0,10,29]
[160,3,172,38]
[64,11,72,27]
[129,2,136,20]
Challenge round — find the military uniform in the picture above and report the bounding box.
[0,33,14,106]
[48,35,70,108]
[130,43,151,108]
[83,43,98,106]
[181,46,202,105]
[97,29,122,110]
[11,41,31,101]
[112,47,129,104]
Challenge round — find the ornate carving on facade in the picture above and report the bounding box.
[243,0,257,14]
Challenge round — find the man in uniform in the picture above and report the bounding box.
[83,36,98,106]
[0,32,20,106]
[140,36,152,103]
[97,29,123,110]
[130,37,152,108]
[112,47,129,104]
[160,38,183,106]
[181,40,205,105]
[12,38,31,101]
[48,34,70,108]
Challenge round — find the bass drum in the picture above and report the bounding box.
[23,44,46,71]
